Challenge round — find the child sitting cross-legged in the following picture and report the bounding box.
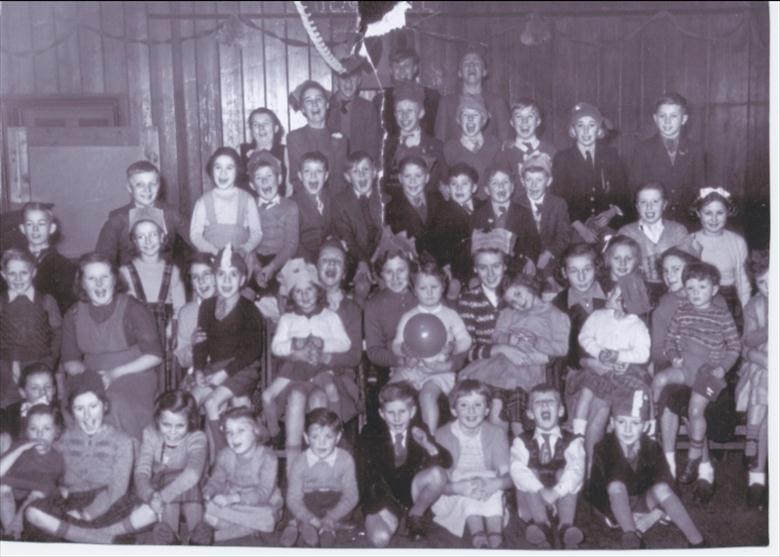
[588,390,707,549]
[510,384,585,549]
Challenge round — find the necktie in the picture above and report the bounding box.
[316,195,324,215]
[360,196,378,246]
[215,298,229,320]
[394,433,407,466]
[540,433,552,465]
[626,442,639,462]
[522,142,535,154]
[463,202,473,215]
[585,150,594,168]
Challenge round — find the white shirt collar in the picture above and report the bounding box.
[577,144,595,160]
[259,195,281,209]
[639,220,665,243]
[305,448,338,468]
[491,201,510,215]
[8,286,35,303]
[534,426,562,446]
[390,429,408,447]
[516,137,540,151]
[481,284,499,307]
[417,304,442,315]
[527,194,545,208]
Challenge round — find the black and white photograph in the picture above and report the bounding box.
[0,1,777,554]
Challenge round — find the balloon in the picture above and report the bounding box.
[403,313,447,358]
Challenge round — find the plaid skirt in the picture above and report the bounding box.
[493,386,533,430]
[151,469,202,504]
[582,364,651,400]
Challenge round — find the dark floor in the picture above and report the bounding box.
[216,449,769,550]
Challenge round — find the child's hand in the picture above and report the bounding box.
[539,487,559,507]
[98,368,117,388]
[207,370,228,387]
[672,357,684,369]
[309,516,323,530]
[191,328,207,346]
[212,494,230,508]
[411,426,438,455]
[711,366,725,379]
[19,440,42,453]
[599,349,618,364]
[320,517,337,532]
[11,361,21,385]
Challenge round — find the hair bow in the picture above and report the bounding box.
[698,187,731,200]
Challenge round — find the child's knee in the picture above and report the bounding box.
[420,465,447,488]
[651,482,673,503]
[607,481,628,496]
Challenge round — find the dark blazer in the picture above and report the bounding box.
[552,142,630,226]
[515,193,571,263]
[426,199,475,282]
[332,187,384,265]
[357,421,452,515]
[293,188,334,263]
[471,201,539,261]
[374,85,440,138]
[382,132,446,195]
[628,134,705,227]
[327,96,382,162]
[385,190,441,255]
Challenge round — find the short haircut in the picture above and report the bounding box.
[398,155,428,175]
[682,261,720,286]
[656,246,699,278]
[206,147,243,181]
[510,98,542,120]
[220,407,269,443]
[305,407,342,435]
[346,150,374,171]
[412,251,448,290]
[300,151,330,173]
[505,271,542,297]
[447,162,479,184]
[559,242,601,286]
[528,383,562,405]
[212,246,249,278]
[23,403,64,436]
[378,381,418,408]
[604,235,641,264]
[75,252,127,303]
[246,150,282,180]
[1,248,35,271]
[691,189,737,215]
[390,46,419,65]
[247,107,284,141]
[373,246,418,278]
[449,379,492,409]
[654,92,688,115]
[126,160,160,180]
[189,252,216,273]
[154,390,200,433]
[484,164,512,185]
[635,182,667,202]
[22,201,55,222]
[748,249,769,281]
[19,362,55,390]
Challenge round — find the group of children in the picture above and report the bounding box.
[0,44,770,550]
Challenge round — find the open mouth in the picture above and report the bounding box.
[541,410,551,421]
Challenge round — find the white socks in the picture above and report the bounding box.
[665,452,676,478]
[572,419,587,436]
[749,471,766,486]
[698,460,714,483]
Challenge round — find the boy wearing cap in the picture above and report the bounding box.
[435,51,510,144]
[628,92,705,227]
[588,390,706,549]
[442,95,501,199]
[327,55,382,162]
[287,80,348,196]
[552,103,629,229]
[96,161,191,268]
[375,46,439,138]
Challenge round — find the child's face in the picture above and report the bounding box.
[190,263,216,300]
[379,398,417,435]
[474,251,505,290]
[451,392,490,432]
[504,284,536,311]
[301,86,328,126]
[292,283,318,313]
[565,254,596,293]
[612,415,644,447]
[636,188,666,225]
[345,158,376,196]
[215,266,244,299]
[608,245,637,279]
[336,73,361,100]
[522,169,551,201]
[131,221,163,259]
[1,259,34,295]
[224,417,258,456]
[448,174,476,206]
[698,200,727,234]
[304,423,341,460]
[511,106,540,141]
[459,53,486,85]
[25,413,57,455]
[527,391,563,432]
[249,112,277,146]
[400,163,428,200]
[158,409,189,446]
[391,57,417,82]
[212,155,238,190]
[485,170,514,204]
[662,255,687,293]
[317,246,345,290]
[756,270,769,298]
[127,171,160,207]
[299,160,328,196]
[252,166,281,201]
[20,209,56,249]
[572,116,600,148]
[21,372,55,406]
[685,277,717,308]
[82,262,115,306]
[382,256,411,294]
[413,273,444,308]
[72,391,106,435]
[394,100,424,134]
[459,108,485,138]
[653,103,688,140]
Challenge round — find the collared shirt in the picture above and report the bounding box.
[533,426,562,449]
[29,244,50,259]
[393,430,408,451]
[460,133,484,153]
[516,137,540,155]
[8,286,35,303]
[567,282,606,311]
[314,194,324,215]
[481,284,499,307]
[400,128,422,148]
[460,200,474,214]
[258,195,281,211]
[639,219,665,245]
[527,194,545,228]
[305,448,338,468]
[491,202,510,217]
[577,144,595,165]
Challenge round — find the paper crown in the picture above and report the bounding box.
[471,228,516,256]
[370,226,418,265]
[277,257,321,297]
[288,80,331,112]
[129,206,167,235]
[520,152,553,176]
[612,389,651,421]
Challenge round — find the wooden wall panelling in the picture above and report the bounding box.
[218,1,245,151]
[286,2,311,133]
[6,128,30,207]
[148,1,180,206]
[551,18,578,149]
[195,1,221,193]
[30,2,59,94]
[53,2,82,94]
[745,19,769,196]
[638,15,667,136]
[124,2,154,130]
[100,1,129,99]
[599,18,623,151]
[170,3,190,211]
[261,1,290,141]
[3,2,35,94]
[240,1,267,139]
[78,2,105,93]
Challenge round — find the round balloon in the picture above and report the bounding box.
[403,313,447,358]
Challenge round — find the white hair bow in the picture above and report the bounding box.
[699,187,731,200]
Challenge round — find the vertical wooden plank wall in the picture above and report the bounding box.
[0,2,770,221]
